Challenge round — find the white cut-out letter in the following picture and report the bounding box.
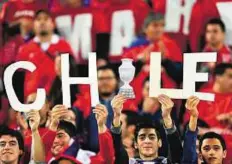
[61,53,99,108]
[4,61,46,112]
[183,52,216,101]
[149,52,216,101]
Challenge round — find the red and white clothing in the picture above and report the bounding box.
[0,0,49,23]
[150,0,226,52]
[16,34,73,98]
[52,6,108,63]
[47,130,115,164]
[203,44,232,64]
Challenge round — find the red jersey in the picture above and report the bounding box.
[0,35,24,66]
[151,0,223,52]
[47,130,115,164]
[24,128,56,163]
[17,34,73,98]
[184,88,232,128]
[203,44,232,63]
[0,0,49,23]
[52,6,108,63]
[123,35,183,62]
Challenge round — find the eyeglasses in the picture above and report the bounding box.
[98,77,115,81]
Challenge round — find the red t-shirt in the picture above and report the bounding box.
[151,0,223,52]
[184,88,232,128]
[24,128,56,163]
[0,0,49,23]
[0,35,24,66]
[203,44,232,63]
[123,35,183,62]
[52,6,108,63]
[16,34,73,98]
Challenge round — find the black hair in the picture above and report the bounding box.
[134,122,161,142]
[0,126,24,161]
[206,18,226,32]
[122,110,139,127]
[50,157,76,164]
[199,132,226,152]
[35,9,51,19]
[97,64,119,79]
[213,63,232,76]
[57,120,77,138]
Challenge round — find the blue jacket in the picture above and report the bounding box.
[181,128,198,164]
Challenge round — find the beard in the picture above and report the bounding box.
[100,92,113,97]
[39,30,49,36]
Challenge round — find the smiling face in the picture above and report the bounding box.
[0,135,22,164]
[51,130,71,156]
[135,128,161,160]
[200,138,227,164]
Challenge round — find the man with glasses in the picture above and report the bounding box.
[86,65,118,152]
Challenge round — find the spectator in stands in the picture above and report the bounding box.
[17,9,73,100]
[0,127,24,164]
[52,0,109,74]
[203,18,232,70]
[0,0,49,39]
[199,132,227,164]
[48,105,85,139]
[110,94,200,163]
[30,104,115,164]
[120,110,139,158]
[127,12,182,63]
[184,63,232,162]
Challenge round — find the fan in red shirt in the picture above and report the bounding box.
[184,63,232,162]
[199,18,232,90]
[51,0,109,64]
[123,12,183,104]
[148,0,232,52]
[28,104,115,164]
[16,9,73,98]
[0,0,49,38]
[203,18,232,67]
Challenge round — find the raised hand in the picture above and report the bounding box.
[111,95,126,127]
[111,94,126,116]
[186,96,200,131]
[26,110,40,132]
[158,94,174,128]
[158,94,174,118]
[16,112,28,131]
[49,105,69,131]
[185,96,200,118]
[93,104,108,133]
[51,105,69,122]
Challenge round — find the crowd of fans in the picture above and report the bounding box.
[0,0,232,164]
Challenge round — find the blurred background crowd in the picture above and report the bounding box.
[0,0,232,163]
